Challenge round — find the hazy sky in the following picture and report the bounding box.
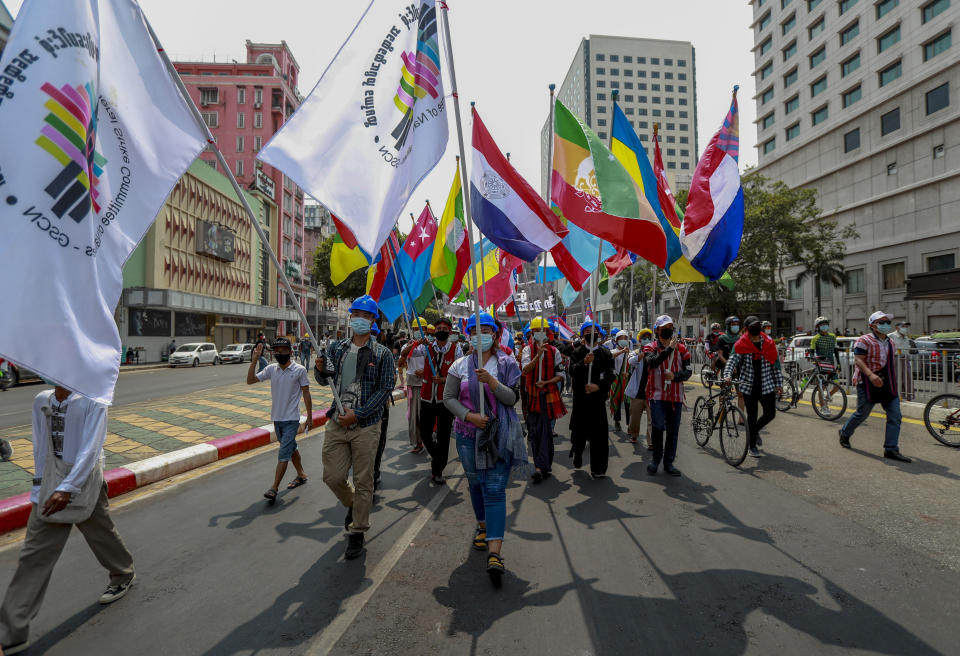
[6,0,758,234]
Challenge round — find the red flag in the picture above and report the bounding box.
[652,132,682,230]
[604,247,634,277]
[366,231,402,301]
[332,214,359,249]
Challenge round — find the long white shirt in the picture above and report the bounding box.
[31,389,107,504]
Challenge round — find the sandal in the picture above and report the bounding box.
[287,476,308,489]
[411,444,425,454]
[263,488,278,501]
[473,526,488,551]
[486,553,505,587]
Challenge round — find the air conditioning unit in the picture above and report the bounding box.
[254,102,262,109]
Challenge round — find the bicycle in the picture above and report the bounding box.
[923,390,960,447]
[776,356,848,421]
[691,382,749,467]
[700,351,720,390]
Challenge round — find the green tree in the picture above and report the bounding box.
[611,263,663,331]
[795,218,856,316]
[311,236,367,300]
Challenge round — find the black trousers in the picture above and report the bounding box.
[374,398,390,481]
[743,392,777,449]
[420,399,454,477]
[571,404,609,475]
[612,397,631,425]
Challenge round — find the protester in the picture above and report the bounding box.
[520,317,566,483]
[609,329,633,433]
[888,321,915,401]
[644,316,692,476]
[247,337,312,501]
[1,383,135,655]
[315,295,397,559]
[713,316,745,423]
[626,328,654,449]
[443,313,525,586]
[809,316,843,405]
[724,316,783,458]
[838,311,911,462]
[569,321,615,479]
[255,333,270,372]
[398,318,430,454]
[300,334,313,367]
[761,320,773,337]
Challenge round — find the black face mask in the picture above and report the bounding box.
[660,328,674,340]
[435,331,449,342]
[275,353,291,365]
[747,324,762,336]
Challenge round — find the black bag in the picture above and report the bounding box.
[476,415,500,462]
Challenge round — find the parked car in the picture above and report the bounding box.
[914,335,960,382]
[0,361,41,388]
[168,343,219,367]
[219,343,254,364]
[784,334,860,373]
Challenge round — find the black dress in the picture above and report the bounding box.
[568,344,615,475]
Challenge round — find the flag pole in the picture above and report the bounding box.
[386,235,438,377]
[439,1,486,415]
[385,228,415,339]
[142,17,346,414]
[650,123,660,328]
[539,84,557,382]
[421,202,447,311]
[629,262,636,335]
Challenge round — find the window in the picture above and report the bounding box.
[761,87,775,105]
[680,149,690,157]
[810,47,826,68]
[881,107,900,134]
[763,137,777,153]
[882,261,905,289]
[597,105,607,113]
[785,95,800,113]
[610,54,619,62]
[254,88,263,106]
[652,83,661,91]
[887,161,898,175]
[639,121,649,129]
[624,69,633,77]
[809,17,825,40]
[924,31,952,61]
[680,111,689,118]
[808,0,822,8]
[667,162,676,169]
[610,81,620,89]
[783,40,798,60]
[666,97,675,105]
[843,85,862,107]
[760,37,773,55]
[597,92,606,101]
[254,135,262,152]
[637,71,646,79]
[667,122,676,130]
[667,136,676,143]
[236,160,244,176]
[651,57,660,64]
[844,127,860,152]
[926,82,949,114]
[199,87,219,104]
[841,21,860,46]
[934,143,945,158]
[639,95,648,103]
[201,111,218,128]
[639,83,648,90]
[595,53,605,61]
[624,82,634,89]
[928,253,956,271]
[842,52,860,76]
[597,80,606,88]
[664,58,674,66]
[762,112,776,129]
[784,68,799,87]
[596,118,607,126]
[254,112,263,128]
[783,0,793,6]
[812,105,829,125]
[638,57,647,64]
[625,107,635,115]
[598,131,607,140]
[786,122,801,140]
[839,0,858,14]
[667,148,676,156]
[651,71,660,79]
[665,84,674,92]
[624,56,633,63]
[840,268,865,294]
[877,0,898,18]
[783,13,797,34]
[596,67,606,75]
[624,94,634,102]
[877,25,900,52]
[922,0,950,23]
[236,112,245,129]
[788,278,803,299]
[236,136,244,152]
[879,60,901,86]
[237,87,246,104]
[610,68,620,75]
[811,76,827,97]
[678,72,687,80]
[679,85,687,93]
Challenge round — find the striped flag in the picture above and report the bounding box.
[430,164,471,299]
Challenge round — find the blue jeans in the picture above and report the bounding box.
[274,420,300,462]
[840,386,902,452]
[649,400,682,466]
[455,431,510,541]
[257,356,269,372]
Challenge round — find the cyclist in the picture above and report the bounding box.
[761,321,773,337]
[810,316,842,402]
[724,316,783,458]
[713,316,745,423]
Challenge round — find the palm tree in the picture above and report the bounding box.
[797,260,846,316]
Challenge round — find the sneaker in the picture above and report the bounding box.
[345,532,365,560]
[431,474,445,486]
[531,471,543,484]
[0,439,12,462]
[2,641,30,655]
[590,472,606,480]
[664,465,682,477]
[99,573,136,604]
[756,436,763,447]
[647,463,659,475]
[838,429,851,449]
[749,447,762,458]
[344,507,353,531]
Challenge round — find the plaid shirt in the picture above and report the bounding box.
[851,333,892,386]
[643,342,691,403]
[810,332,839,363]
[324,338,396,428]
[725,350,783,396]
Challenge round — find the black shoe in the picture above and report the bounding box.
[664,465,682,477]
[2,641,30,655]
[541,471,552,481]
[647,463,658,475]
[531,471,543,484]
[486,553,505,587]
[345,532,365,560]
[756,436,763,447]
[749,447,762,458]
[614,422,623,432]
[0,439,13,462]
[838,429,851,449]
[573,451,583,469]
[884,451,912,463]
[344,507,353,531]
[431,474,445,485]
[590,472,606,480]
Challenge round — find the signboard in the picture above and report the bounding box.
[176,312,207,337]
[196,219,236,262]
[128,308,171,337]
[255,168,276,198]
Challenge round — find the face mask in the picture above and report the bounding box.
[350,318,372,335]
[435,331,450,342]
[876,322,892,333]
[641,338,652,346]
[747,324,762,336]
[533,331,547,343]
[730,325,740,334]
[274,353,291,365]
[660,328,674,340]
[426,335,436,343]
[617,339,629,347]
[712,330,721,336]
[449,334,459,343]
[471,334,495,351]
[898,327,908,335]
[764,329,772,336]
[819,325,829,333]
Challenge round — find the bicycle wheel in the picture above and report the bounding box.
[692,396,712,447]
[924,394,960,447]
[775,378,795,412]
[719,405,749,467]
[700,364,714,389]
[811,380,848,421]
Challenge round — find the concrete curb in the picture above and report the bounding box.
[0,388,407,536]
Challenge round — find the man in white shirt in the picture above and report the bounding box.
[1,383,135,655]
[247,337,313,502]
[888,321,914,401]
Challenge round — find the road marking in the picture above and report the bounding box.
[303,475,458,656]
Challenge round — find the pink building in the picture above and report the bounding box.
[175,41,307,335]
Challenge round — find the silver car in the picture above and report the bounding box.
[219,343,254,364]
[168,343,220,367]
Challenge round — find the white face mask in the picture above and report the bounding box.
[533,331,547,343]
[763,329,772,336]
[617,339,629,348]
[898,327,908,335]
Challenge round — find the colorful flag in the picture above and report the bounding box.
[551,99,666,268]
[0,0,207,404]
[681,88,744,281]
[330,233,371,286]
[430,164,471,298]
[459,248,522,311]
[471,107,567,261]
[258,1,447,254]
[604,247,635,277]
[375,205,438,321]
[366,231,402,300]
[551,316,575,340]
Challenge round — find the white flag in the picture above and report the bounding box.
[258,0,448,254]
[0,0,207,404]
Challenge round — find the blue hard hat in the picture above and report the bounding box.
[465,312,498,334]
[349,295,379,315]
[522,320,532,336]
[580,320,606,337]
[370,322,381,335]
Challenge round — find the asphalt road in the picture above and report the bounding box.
[0,394,958,655]
[0,361,259,429]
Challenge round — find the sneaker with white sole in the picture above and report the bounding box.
[2,640,30,655]
[99,573,135,604]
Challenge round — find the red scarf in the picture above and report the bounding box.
[734,333,778,365]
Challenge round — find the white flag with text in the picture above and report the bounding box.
[0,0,207,404]
[258,0,448,255]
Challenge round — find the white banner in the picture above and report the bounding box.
[258,0,448,255]
[0,0,207,404]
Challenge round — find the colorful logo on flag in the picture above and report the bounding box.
[391,2,441,149]
[35,81,106,223]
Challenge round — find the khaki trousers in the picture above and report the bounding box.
[627,398,650,439]
[322,421,380,533]
[406,385,422,446]
[0,485,134,646]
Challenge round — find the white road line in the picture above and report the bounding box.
[304,475,458,656]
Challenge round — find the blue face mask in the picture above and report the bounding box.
[471,334,495,352]
[449,334,459,343]
[730,325,740,334]
[350,318,372,335]
[819,325,829,332]
[876,322,892,333]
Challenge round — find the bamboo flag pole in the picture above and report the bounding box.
[439,1,486,415]
[143,18,347,414]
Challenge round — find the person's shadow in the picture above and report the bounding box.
[564,471,644,529]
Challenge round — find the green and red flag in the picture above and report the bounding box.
[430,164,471,299]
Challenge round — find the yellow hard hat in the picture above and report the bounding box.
[529,316,550,330]
[410,317,428,328]
[638,328,653,339]
[426,324,436,333]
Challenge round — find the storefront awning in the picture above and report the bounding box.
[905,269,960,301]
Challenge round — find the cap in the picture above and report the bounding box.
[272,337,291,349]
[895,320,911,327]
[868,310,894,325]
[434,317,453,329]
[744,315,761,328]
[616,329,630,339]
[654,315,674,329]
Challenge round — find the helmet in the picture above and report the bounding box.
[304,333,309,339]
[638,328,653,339]
[529,316,551,331]
[580,320,606,337]
[815,316,830,328]
[724,315,740,328]
[425,324,436,333]
[710,322,721,331]
[744,315,761,329]
[349,295,379,316]
[615,330,630,339]
[411,316,429,329]
[465,312,498,334]
[434,316,453,329]
[761,320,772,328]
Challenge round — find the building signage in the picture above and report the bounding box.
[196,218,236,262]
[254,168,275,198]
